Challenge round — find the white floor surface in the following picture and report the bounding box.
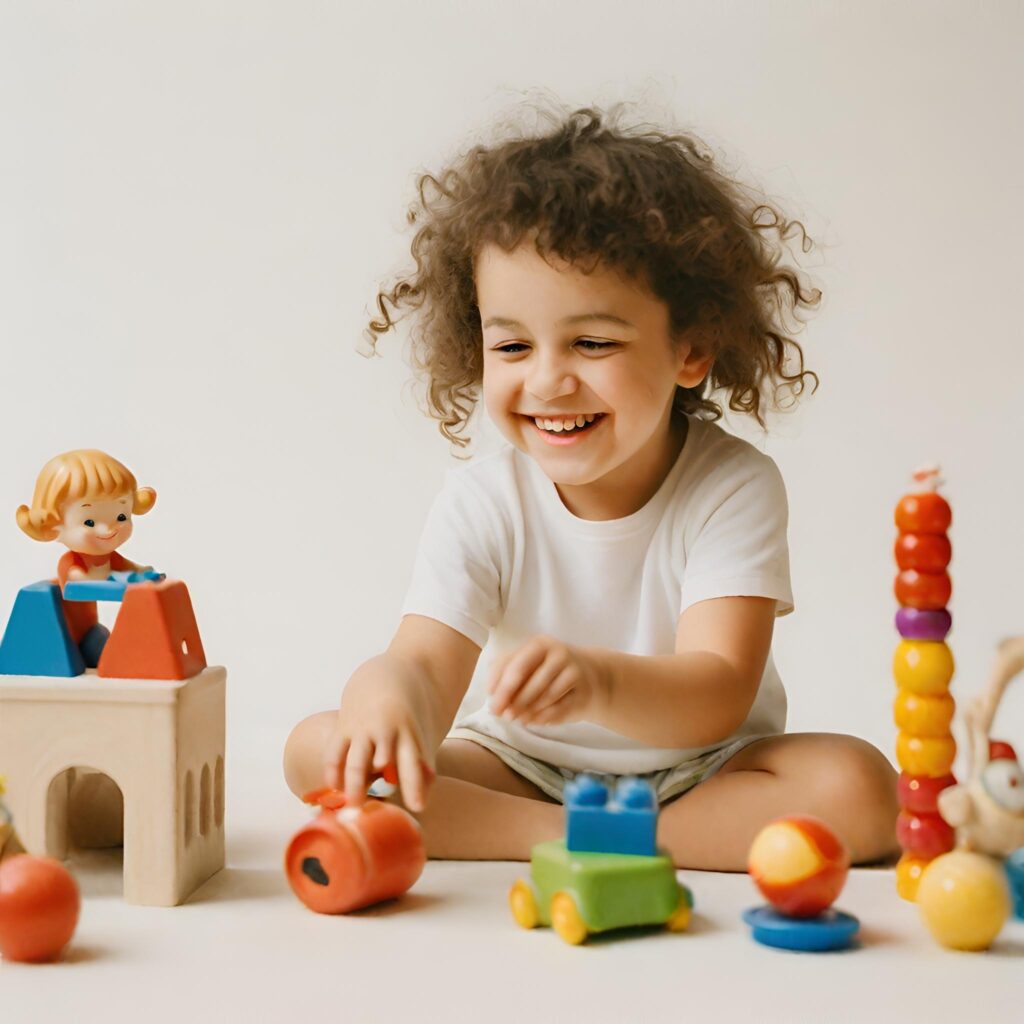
[2,754,1022,1024]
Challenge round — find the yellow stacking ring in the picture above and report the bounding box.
[893,691,956,737]
[896,853,929,902]
[893,641,955,695]
[896,732,956,776]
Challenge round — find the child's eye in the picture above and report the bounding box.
[493,339,616,355]
[117,513,128,522]
[84,519,95,528]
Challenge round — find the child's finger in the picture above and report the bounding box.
[490,642,547,714]
[523,667,576,716]
[371,733,395,772]
[506,653,564,717]
[396,732,426,813]
[520,670,578,723]
[322,733,351,789]
[344,737,373,808]
[485,652,511,694]
[525,690,575,726]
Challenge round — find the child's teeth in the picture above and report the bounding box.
[534,414,600,432]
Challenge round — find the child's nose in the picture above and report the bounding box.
[526,354,579,403]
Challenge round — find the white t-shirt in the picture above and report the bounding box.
[401,415,794,774]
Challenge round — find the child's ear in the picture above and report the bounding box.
[676,347,715,389]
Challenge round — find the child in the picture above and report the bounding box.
[284,104,898,870]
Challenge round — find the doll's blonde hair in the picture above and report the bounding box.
[16,449,156,542]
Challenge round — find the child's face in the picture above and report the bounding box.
[477,242,711,505]
[56,493,134,556]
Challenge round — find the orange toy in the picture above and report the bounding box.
[285,779,426,914]
[748,815,850,918]
[0,854,80,963]
[97,579,207,680]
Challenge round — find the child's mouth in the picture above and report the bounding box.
[528,413,606,446]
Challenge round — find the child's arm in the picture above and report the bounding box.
[489,595,776,749]
[593,595,776,747]
[324,613,480,811]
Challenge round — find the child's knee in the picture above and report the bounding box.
[817,737,899,860]
[283,711,336,798]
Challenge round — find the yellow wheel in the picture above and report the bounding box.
[509,879,539,929]
[550,891,588,945]
[666,900,692,932]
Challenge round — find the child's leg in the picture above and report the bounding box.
[656,732,899,871]
[284,713,563,860]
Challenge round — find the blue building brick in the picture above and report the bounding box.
[565,774,657,856]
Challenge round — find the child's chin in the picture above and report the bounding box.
[537,461,603,487]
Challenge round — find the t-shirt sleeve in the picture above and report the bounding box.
[679,450,794,617]
[400,471,504,648]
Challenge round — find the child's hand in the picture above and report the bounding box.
[488,635,609,726]
[322,655,436,813]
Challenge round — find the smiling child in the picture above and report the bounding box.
[284,104,897,869]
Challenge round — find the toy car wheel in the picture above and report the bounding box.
[550,891,588,945]
[666,892,692,932]
[509,879,539,929]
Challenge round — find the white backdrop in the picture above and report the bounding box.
[2,0,1022,787]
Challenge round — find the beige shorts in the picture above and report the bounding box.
[448,727,769,804]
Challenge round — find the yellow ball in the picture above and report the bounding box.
[896,732,956,776]
[893,691,955,737]
[917,851,1010,951]
[893,641,954,695]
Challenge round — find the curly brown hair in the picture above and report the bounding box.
[364,101,820,448]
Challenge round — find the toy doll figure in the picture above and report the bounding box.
[16,449,156,667]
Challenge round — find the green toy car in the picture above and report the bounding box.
[510,839,694,945]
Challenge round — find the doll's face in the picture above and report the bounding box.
[56,493,134,556]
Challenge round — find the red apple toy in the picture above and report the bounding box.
[0,854,80,963]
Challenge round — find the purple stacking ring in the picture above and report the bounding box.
[896,607,952,641]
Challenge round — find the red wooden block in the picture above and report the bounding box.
[97,580,207,680]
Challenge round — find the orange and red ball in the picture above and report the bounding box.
[748,815,850,918]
